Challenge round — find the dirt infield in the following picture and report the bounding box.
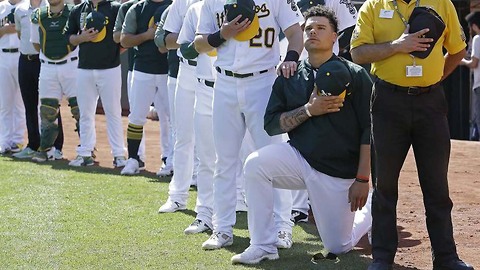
[58,104,479,270]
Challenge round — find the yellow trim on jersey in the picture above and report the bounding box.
[38,13,47,54]
[351,0,466,87]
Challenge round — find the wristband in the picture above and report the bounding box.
[304,104,312,117]
[355,177,369,183]
[284,50,300,62]
[207,30,226,48]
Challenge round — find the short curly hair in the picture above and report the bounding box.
[303,5,339,33]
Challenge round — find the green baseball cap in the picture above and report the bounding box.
[224,0,259,41]
[85,11,107,43]
[315,60,351,98]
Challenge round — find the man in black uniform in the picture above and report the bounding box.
[119,0,172,175]
[64,0,126,167]
[231,6,373,265]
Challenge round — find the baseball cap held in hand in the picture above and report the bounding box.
[85,11,107,43]
[316,60,351,98]
[224,0,259,41]
[408,6,445,59]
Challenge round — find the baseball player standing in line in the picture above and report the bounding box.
[29,0,80,162]
[195,0,304,249]
[119,0,172,174]
[286,0,358,225]
[13,0,65,160]
[232,6,373,264]
[154,5,178,177]
[64,0,127,167]
[0,0,26,155]
[112,0,144,161]
[175,0,216,234]
[157,0,201,213]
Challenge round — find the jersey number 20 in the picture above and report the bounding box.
[249,27,275,48]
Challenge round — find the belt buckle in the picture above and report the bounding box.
[407,87,420,96]
[27,55,35,61]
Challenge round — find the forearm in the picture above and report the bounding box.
[351,42,398,64]
[113,31,121,43]
[121,32,149,48]
[278,105,310,133]
[32,43,40,52]
[194,34,214,54]
[284,24,304,56]
[165,32,179,50]
[356,144,371,180]
[441,49,466,81]
[69,34,84,46]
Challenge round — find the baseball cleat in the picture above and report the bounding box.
[12,147,36,159]
[231,246,279,265]
[120,158,144,175]
[10,143,23,153]
[47,147,63,160]
[113,156,127,168]
[156,165,173,177]
[32,151,49,162]
[290,210,308,224]
[202,232,233,250]
[184,219,212,235]
[68,156,94,167]
[158,200,186,213]
[276,231,293,249]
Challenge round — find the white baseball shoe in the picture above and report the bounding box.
[120,158,144,175]
[113,156,127,168]
[156,165,173,177]
[184,219,212,234]
[12,147,36,159]
[231,246,279,265]
[276,231,293,249]
[202,232,233,250]
[47,147,63,160]
[68,156,94,167]
[158,199,186,213]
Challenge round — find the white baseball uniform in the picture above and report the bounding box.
[197,0,303,237]
[162,0,200,205]
[0,0,26,151]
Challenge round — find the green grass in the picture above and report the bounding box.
[0,156,370,269]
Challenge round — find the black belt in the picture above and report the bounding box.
[198,78,214,88]
[377,79,439,96]
[2,48,19,53]
[40,56,78,65]
[215,66,269,79]
[179,57,197,66]
[20,54,39,61]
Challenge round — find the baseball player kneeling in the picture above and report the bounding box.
[231,6,373,265]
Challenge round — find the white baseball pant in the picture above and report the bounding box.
[0,51,25,148]
[127,70,145,161]
[76,66,125,158]
[244,142,372,254]
[166,75,177,167]
[292,190,310,215]
[167,62,197,203]
[38,59,77,99]
[212,69,293,236]
[193,79,215,227]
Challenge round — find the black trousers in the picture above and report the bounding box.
[18,54,64,151]
[370,79,458,265]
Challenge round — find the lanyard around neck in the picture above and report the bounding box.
[392,0,420,28]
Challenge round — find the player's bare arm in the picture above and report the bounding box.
[461,56,479,69]
[32,42,40,52]
[121,27,155,48]
[279,87,344,132]
[165,32,179,49]
[113,32,121,43]
[441,49,466,81]
[69,27,99,46]
[0,24,16,38]
[351,26,432,64]
[348,144,370,212]
[194,34,213,53]
[278,23,304,78]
